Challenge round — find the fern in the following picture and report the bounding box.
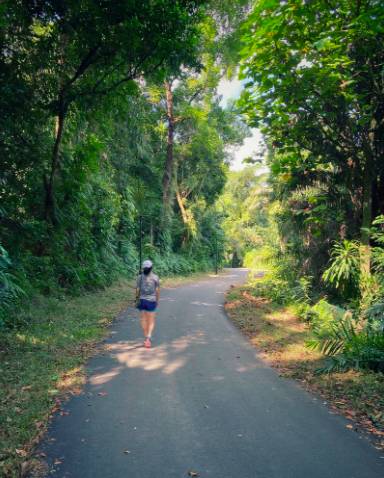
[309,313,384,373]
[322,240,360,290]
[0,245,25,327]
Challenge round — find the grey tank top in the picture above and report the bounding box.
[137,272,160,301]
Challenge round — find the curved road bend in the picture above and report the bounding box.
[39,269,384,478]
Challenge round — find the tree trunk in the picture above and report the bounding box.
[176,188,189,225]
[360,120,376,276]
[149,222,154,245]
[159,80,175,251]
[360,164,372,276]
[162,80,174,214]
[45,101,65,224]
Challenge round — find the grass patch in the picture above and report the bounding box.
[225,284,384,448]
[0,278,135,477]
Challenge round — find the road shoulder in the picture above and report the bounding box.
[225,283,384,450]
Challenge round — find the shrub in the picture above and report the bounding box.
[307,299,347,337]
[0,246,25,328]
[322,240,361,299]
[308,314,384,373]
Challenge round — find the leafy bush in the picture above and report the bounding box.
[308,315,384,374]
[363,302,384,333]
[322,240,361,299]
[243,248,269,271]
[307,299,347,336]
[0,246,25,328]
[142,248,213,277]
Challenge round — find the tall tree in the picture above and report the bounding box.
[239,0,384,277]
[1,0,206,224]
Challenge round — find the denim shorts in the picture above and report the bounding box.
[138,299,157,311]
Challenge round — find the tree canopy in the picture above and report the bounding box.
[0,0,251,326]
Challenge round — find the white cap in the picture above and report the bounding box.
[142,259,153,269]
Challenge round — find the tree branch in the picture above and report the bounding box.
[65,44,102,90]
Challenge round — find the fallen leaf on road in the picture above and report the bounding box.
[188,471,199,477]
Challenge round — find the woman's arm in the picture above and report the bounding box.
[136,274,141,301]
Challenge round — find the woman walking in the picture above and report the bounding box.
[136,259,160,348]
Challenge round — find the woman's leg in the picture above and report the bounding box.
[147,311,156,338]
[140,310,149,337]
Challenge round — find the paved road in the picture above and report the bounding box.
[39,269,384,478]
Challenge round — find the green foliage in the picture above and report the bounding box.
[218,166,269,266]
[363,302,384,333]
[0,1,250,331]
[220,0,384,376]
[239,0,384,296]
[308,314,384,374]
[0,246,25,328]
[306,299,347,336]
[322,240,361,296]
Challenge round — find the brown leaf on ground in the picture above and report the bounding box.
[25,458,49,478]
[20,460,33,477]
[345,409,356,417]
[242,290,270,306]
[15,449,28,457]
[188,471,200,477]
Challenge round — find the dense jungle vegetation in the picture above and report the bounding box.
[232,0,384,374]
[1,0,384,372]
[1,0,384,473]
[0,0,250,328]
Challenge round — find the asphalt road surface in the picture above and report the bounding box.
[39,269,384,478]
